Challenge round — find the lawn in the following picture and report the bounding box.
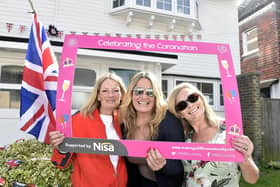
[240,167,280,187]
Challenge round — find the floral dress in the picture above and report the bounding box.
[182,126,241,187]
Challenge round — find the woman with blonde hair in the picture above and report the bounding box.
[148,82,259,187]
[49,72,128,187]
[121,71,185,187]
[167,83,217,137]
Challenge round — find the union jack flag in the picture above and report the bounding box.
[20,14,58,144]
[5,159,22,168]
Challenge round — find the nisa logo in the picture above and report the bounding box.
[93,142,114,152]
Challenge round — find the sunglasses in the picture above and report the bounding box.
[175,93,200,112]
[133,87,154,97]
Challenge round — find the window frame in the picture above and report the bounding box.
[157,0,172,12]
[109,67,140,88]
[242,27,259,56]
[0,65,23,109]
[136,0,151,7]
[0,83,21,109]
[112,0,196,17]
[0,65,98,110]
[176,0,190,15]
[113,0,125,8]
[175,80,214,106]
[162,76,224,111]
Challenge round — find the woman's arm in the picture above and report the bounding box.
[127,157,147,164]
[49,131,73,169]
[231,135,259,184]
[153,111,185,175]
[51,148,73,169]
[239,157,259,184]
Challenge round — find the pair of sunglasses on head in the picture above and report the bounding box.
[133,87,154,97]
[175,93,200,112]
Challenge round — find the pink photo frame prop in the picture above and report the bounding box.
[56,35,244,162]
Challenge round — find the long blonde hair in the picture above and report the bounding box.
[80,72,126,118]
[120,72,167,139]
[167,82,218,135]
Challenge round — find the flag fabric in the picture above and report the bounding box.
[20,14,58,144]
[5,159,22,168]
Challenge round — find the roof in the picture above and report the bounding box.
[260,79,279,88]
[238,0,274,21]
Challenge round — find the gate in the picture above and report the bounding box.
[262,98,280,161]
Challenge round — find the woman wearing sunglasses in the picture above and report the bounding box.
[121,72,185,187]
[147,82,259,186]
[49,73,128,187]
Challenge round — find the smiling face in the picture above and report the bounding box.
[98,79,122,114]
[132,78,155,114]
[176,88,205,123]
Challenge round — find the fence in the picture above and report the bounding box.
[262,98,280,161]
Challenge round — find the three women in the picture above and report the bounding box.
[50,71,259,186]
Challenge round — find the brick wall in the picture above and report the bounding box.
[239,1,280,81]
[237,72,263,160]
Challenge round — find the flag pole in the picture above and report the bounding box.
[27,0,37,14]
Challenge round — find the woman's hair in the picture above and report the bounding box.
[80,72,126,118]
[167,82,218,135]
[120,72,167,139]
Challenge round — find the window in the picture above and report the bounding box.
[74,68,96,87]
[242,27,258,55]
[0,65,23,109]
[0,65,23,84]
[109,68,139,88]
[162,79,168,99]
[200,82,213,105]
[157,0,172,11]
[220,84,224,106]
[0,89,20,108]
[177,0,190,15]
[72,68,96,109]
[72,90,91,109]
[0,65,96,110]
[176,80,214,105]
[113,0,125,8]
[136,0,151,7]
[260,87,270,98]
[195,1,199,18]
[111,0,199,21]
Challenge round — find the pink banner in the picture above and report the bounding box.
[56,35,244,162]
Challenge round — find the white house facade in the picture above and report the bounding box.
[0,0,241,146]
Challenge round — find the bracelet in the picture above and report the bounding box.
[58,149,68,154]
[243,156,252,163]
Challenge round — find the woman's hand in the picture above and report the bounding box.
[146,148,167,171]
[231,135,259,184]
[49,131,65,149]
[231,135,253,160]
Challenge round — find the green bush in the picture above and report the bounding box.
[0,139,71,187]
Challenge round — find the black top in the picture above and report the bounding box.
[124,110,185,187]
[154,110,185,187]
